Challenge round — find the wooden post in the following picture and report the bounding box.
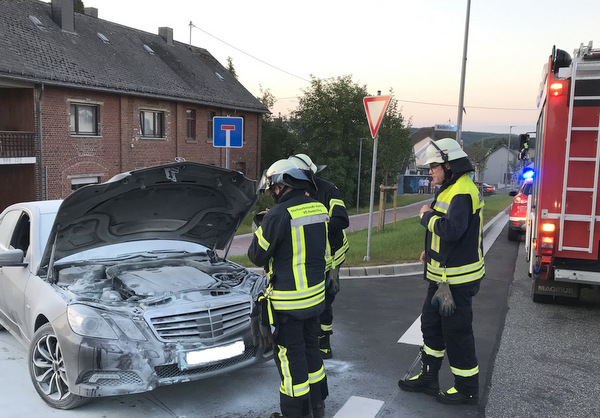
[378,184,398,232]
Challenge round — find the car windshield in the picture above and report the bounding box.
[523,183,533,195]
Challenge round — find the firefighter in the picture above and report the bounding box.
[248,159,329,418]
[397,138,484,406]
[288,154,350,359]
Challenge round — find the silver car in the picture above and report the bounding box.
[0,162,269,409]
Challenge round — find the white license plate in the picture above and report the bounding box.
[184,340,245,367]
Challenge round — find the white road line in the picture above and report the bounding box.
[332,396,385,418]
[398,315,423,346]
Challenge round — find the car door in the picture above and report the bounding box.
[0,210,32,337]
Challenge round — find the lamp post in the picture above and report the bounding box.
[356,138,365,213]
[506,125,516,186]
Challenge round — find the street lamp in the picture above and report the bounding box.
[356,138,366,213]
[506,125,516,186]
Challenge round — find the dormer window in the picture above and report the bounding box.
[143,44,155,55]
[29,15,45,31]
[97,32,110,44]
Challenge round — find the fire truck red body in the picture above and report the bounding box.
[527,41,600,302]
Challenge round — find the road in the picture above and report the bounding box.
[226,200,430,257]
[3,221,600,417]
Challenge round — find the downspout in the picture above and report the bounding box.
[38,83,45,200]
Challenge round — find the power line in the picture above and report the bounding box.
[190,23,311,83]
[189,23,536,113]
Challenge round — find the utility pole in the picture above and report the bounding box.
[456,0,471,143]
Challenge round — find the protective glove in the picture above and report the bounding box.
[325,267,340,296]
[251,299,274,350]
[431,281,455,317]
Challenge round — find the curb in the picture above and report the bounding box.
[249,206,509,279]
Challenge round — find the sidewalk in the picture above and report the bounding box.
[227,199,509,278]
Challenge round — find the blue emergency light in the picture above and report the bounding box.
[522,168,535,180]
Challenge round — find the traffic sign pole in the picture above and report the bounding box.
[362,95,391,262]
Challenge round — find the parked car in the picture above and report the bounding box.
[481,182,497,196]
[0,162,270,409]
[508,178,534,241]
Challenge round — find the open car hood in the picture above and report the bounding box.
[39,162,259,271]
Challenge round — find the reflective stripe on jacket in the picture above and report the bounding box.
[420,174,485,285]
[247,189,328,319]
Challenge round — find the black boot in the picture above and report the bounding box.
[318,332,332,359]
[398,363,439,396]
[436,387,479,405]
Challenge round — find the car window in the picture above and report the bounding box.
[0,210,22,249]
[523,183,533,195]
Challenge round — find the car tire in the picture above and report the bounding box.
[507,228,520,241]
[28,323,89,410]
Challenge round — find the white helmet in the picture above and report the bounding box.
[265,159,316,193]
[424,138,468,165]
[288,154,326,174]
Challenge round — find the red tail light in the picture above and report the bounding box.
[540,223,556,255]
[550,82,564,96]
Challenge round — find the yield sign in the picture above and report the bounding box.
[363,95,391,138]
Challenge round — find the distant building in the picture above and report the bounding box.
[482,145,519,186]
[0,0,268,210]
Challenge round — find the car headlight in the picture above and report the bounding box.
[68,304,118,339]
[68,305,148,341]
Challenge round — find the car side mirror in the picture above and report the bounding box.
[0,248,26,266]
[509,191,517,197]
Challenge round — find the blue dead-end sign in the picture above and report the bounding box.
[213,117,243,148]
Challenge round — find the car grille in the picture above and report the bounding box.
[80,370,143,386]
[155,346,257,379]
[147,300,251,342]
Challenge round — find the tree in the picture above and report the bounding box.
[290,75,371,206]
[74,0,85,13]
[375,90,413,187]
[465,142,489,182]
[257,87,297,172]
[226,57,238,79]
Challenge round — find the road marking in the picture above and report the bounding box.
[483,213,507,256]
[398,315,423,346]
[332,396,384,418]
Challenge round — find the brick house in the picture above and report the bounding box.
[0,0,268,210]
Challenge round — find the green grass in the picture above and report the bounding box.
[229,193,513,267]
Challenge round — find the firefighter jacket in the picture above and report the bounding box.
[248,189,329,320]
[420,174,485,285]
[312,177,350,269]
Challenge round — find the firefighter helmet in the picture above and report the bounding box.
[424,138,468,165]
[265,159,316,193]
[288,154,326,174]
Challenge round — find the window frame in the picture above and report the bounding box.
[140,110,165,139]
[69,103,99,136]
[186,109,196,142]
[207,111,216,142]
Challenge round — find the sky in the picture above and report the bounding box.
[80,0,600,135]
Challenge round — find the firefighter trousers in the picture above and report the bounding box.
[274,313,329,418]
[320,266,341,334]
[421,280,481,396]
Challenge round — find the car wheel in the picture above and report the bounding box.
[508,228,519,241]
[28,323,89,410]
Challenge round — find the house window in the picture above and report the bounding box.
[69,103,99,135]
[186,109,196,141]
[140,110,164,138]
[70,176,99,191]
[207,111,216,141]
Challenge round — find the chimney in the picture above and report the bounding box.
[159,27,173,46]
[84,7,98,18]
[51,0,74,32]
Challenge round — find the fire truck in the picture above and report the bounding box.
[527,41,600,302]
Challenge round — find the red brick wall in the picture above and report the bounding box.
[39,86,262,200]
